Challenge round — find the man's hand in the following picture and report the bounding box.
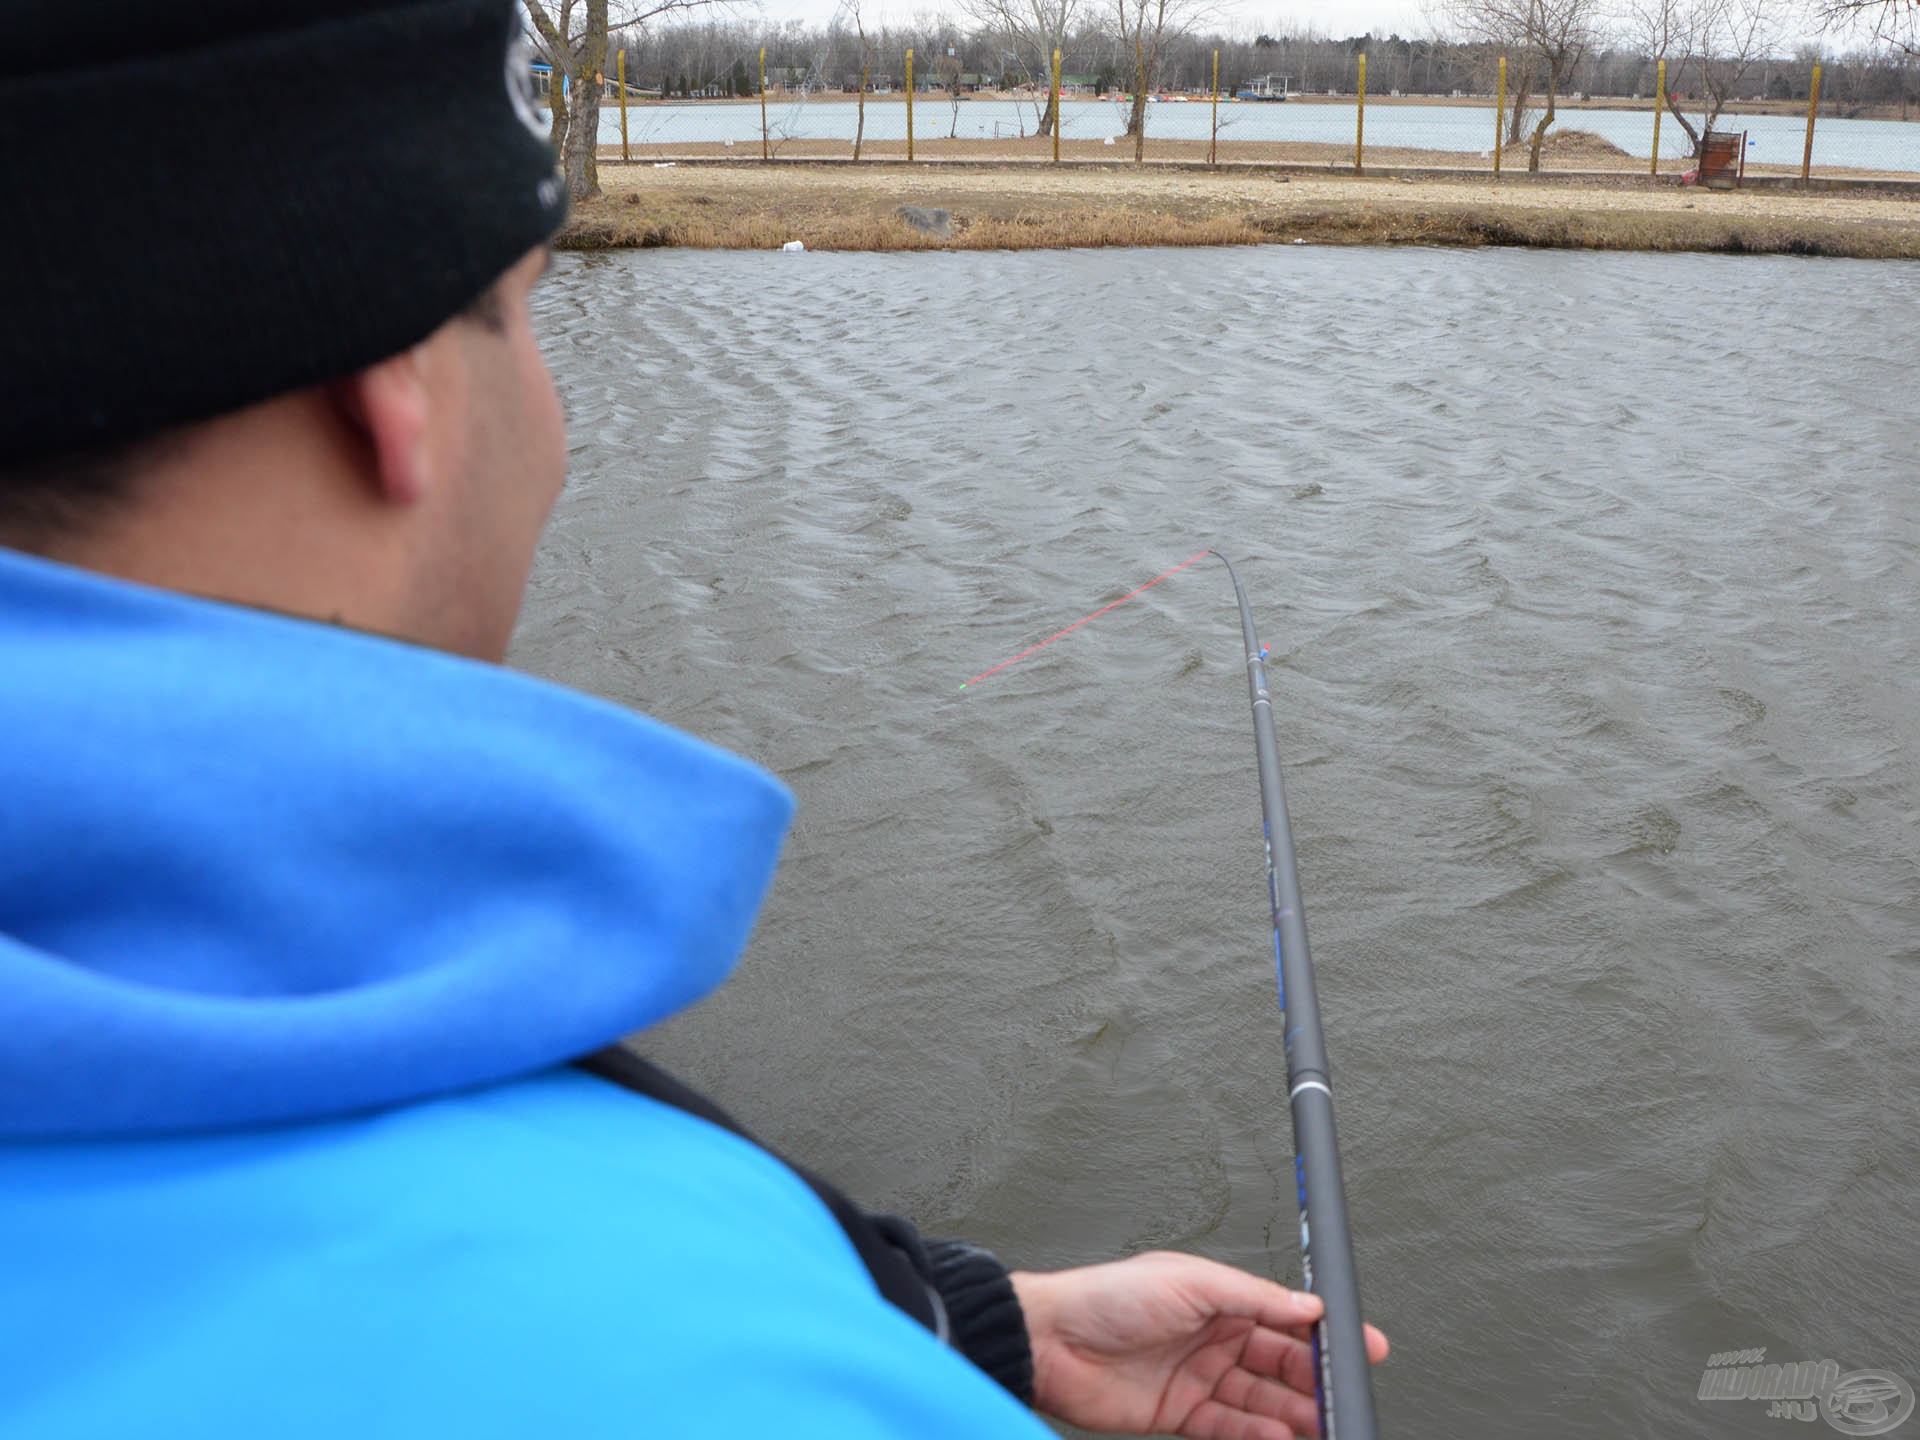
[1010,1251,1388,1440]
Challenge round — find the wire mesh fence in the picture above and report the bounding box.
[565,55,1920,181]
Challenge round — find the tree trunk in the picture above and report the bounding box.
[1665,92,1701,160]
[1701,81,1731,151]
[1528,70,1557,172]
[1507,73,1534,144]
[563,0,608,201]
[565,70,601,198]
[548,73,569,155]
[523,2,574,163]
[1130,39,1148,158]
[1037,88,1057,139]
[855,59,868,159]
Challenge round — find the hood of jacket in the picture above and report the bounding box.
[0,547,793,1139]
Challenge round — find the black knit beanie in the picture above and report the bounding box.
[0,0,569,465]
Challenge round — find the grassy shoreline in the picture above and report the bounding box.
[564,159,1920,260]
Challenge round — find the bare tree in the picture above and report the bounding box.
[934,48,968,135]
[524,0,732,200]
[1437,0,1600,169]
[849,0,879,159]
[1818,0,1920,55]
[1109,0,1212,152]
[1626,0,1776,161]
[959,0,1083,135]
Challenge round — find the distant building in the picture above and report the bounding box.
[921,72,996,92]
[1238,73,1291,100]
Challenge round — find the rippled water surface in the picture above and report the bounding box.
[514,246,1919,1437]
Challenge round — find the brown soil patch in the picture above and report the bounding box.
[1519,128,1635,163]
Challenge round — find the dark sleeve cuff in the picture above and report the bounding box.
[922,1238,1035,1406]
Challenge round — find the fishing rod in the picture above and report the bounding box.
[956,550,1378,1434]
[1210,550,1378,1440]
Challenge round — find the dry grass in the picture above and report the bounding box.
[1258,205,1920,257]
[562,189,1265,250]
[561,162,1920,260]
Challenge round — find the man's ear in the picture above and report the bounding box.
[330,346,434,506]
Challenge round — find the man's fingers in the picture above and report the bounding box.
[1365,1322,1390,1363]
[1241,1327,1313,1382]
[1214,1362,1320,1433]
[1269,1318,1392,1365]
[1128,1253,1392,1364]
[1149,1252,1326,1330]
[1182,1398,1296,1440]
[1240,1323,1387,1398]
[1251,1328,1323,1398]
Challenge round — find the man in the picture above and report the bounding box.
[0,3,1384,1435]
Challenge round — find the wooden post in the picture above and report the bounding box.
[1650,58,1664,176]
[1210,49,1219,167]
[618,49,629,162]
[906,49,915,161]
[1354,52,1366,174]
[1052,48,1062,164]
[1801,62,1822,184]
[1494,55,1506,178]
[759,48,769,160]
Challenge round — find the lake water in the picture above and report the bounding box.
[514,245,1920,1437]
[597,97,1920,173]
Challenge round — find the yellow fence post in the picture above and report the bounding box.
[1651,58,1663,176]
[1802,62,1822,184]
[618,49,629,162]
[1494,55,1506,179]
[1052,48,1062,164]
[759,48,769,160]
[906,49,915,161]
[1210,50,1219,167]
[1354,52,1366,174]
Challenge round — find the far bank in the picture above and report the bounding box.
[562,159,1920,260]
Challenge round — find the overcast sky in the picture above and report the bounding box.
[750,0,1437,40]
[720,0,1854,53]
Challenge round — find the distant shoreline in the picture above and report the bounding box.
[560,156,1920,260]
[578,91,1920,123]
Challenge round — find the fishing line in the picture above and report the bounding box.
[959,548,1380,1437]
[957,548,1209,691]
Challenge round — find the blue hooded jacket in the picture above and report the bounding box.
[0,548,1053,1438]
